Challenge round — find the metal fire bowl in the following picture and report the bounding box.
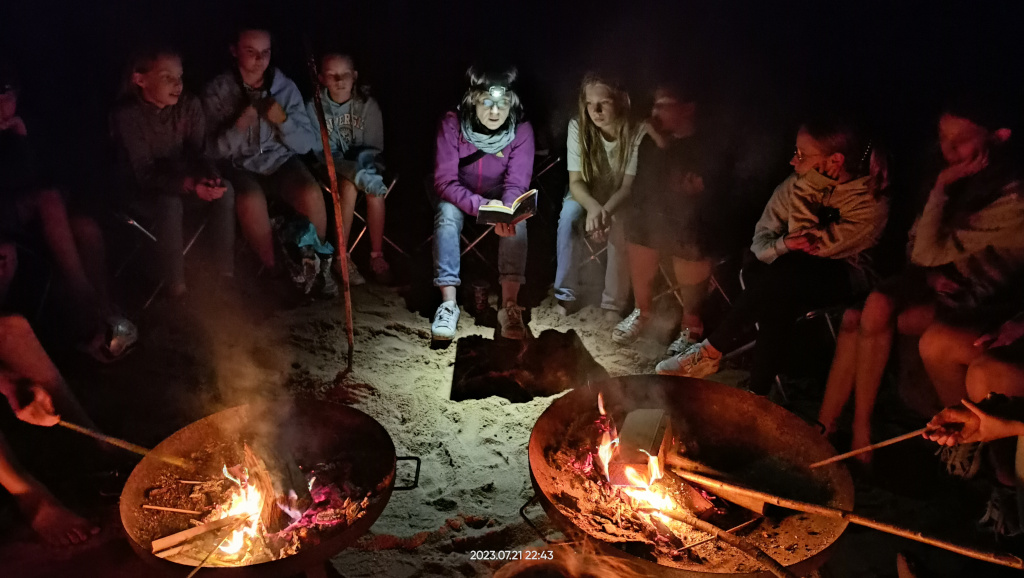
[528,375,855,578]
[120,400,396,578]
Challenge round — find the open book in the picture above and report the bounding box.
[477,189,538,226]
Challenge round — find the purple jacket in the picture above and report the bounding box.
[433,111,535,216]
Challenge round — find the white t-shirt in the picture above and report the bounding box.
[566,118,644,177]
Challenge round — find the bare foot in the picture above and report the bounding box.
[17,486,99,546]
[851,424,873,465]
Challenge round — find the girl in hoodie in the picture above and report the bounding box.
[430,65,535,341]
[554,73,644,320]
[657,117,890,397]
[818,100,1024,462]
[203,26,321,271]
[306,52,388,285]
[112,47,234,298]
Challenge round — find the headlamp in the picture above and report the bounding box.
[481,85,511,110]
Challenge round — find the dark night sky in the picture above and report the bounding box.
[2,0,1023,209]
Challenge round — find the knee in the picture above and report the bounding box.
[860,291,894,334]
[966,356,1024,400]
[839,308,862,334]
[918,323,954,363]
[34,188,66,216]
[69,215,102,242]
[0,314,32,338]
[156,195,184,218]
[235,189,265,214]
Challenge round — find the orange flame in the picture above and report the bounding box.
[597,432,618,482]
[621,453,675,518]
[218,465,263,555]
[597,392,606,416]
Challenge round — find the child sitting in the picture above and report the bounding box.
[112,47,235,298]
[615,82,719,352]
[0,60,136,361]
[430,65,535,341]
[554,73,644,319]
[818,97,1024,461]
[658,117,889,397]
[203,26,322,273]
[307,52,390,285]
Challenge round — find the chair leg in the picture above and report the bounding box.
[709,273,732,306]
[142,217,209,310]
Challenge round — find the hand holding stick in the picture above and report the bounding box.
[809,427,928,468]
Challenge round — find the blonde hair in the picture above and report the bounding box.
[493,545,646,578]
[576,72,638,197]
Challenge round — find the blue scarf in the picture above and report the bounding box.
[460,117,517,155]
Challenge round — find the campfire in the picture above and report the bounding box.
[120,401,401,575]
[528,376,856,576]
[558,394,736,564]
[144,443,372,567]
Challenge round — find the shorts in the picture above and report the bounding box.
[220,156,319,201]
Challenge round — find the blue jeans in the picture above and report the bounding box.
[433,200,527,287]
[432,200,528,286]
[554,195,630,310]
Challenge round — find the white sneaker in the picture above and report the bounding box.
[655,342,721,377]
[612,308,647,344]
[346,258,366,286]
[666,328,697,356]
[431,301,460,340]
[498,302,527,339]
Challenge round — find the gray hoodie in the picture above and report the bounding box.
[203,67,318,175]
[751,171,889,265]
[306,88,383,161]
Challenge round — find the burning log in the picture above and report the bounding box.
[609,409,671,486]
[243,442,313,533]
[151,513,250,554]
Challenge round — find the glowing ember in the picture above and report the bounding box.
[217,465,264,554]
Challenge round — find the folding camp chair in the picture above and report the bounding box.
[317,172,407,258]
[114,211,209,309]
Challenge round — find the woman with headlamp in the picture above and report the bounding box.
[430,66,535,341]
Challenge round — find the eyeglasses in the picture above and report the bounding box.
[794,149,825,162]
[479,97,511,110]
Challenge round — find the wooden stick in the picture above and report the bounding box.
[671,469,1024,570]
[304,41,355,372]
[810,427,928,468]
[644,508,796,578]
[151,514,249,553]
[185,517,247,578]
[143,505,203,515]
[678,516,764,552]
[58,420,187,468]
